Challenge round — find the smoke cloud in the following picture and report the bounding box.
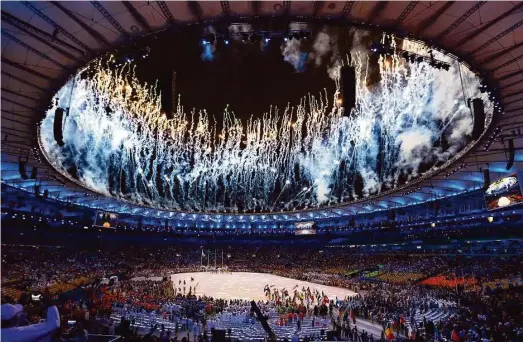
[201,26,217,61]
[281,39,307,72]
[310,28,337,66]
[228,23,252,40]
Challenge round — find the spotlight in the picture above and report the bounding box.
[139,46,150,59]
[224,39,229,45]
[370,42,389,54]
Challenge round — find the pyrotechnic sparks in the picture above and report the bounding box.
[40,37,491,213]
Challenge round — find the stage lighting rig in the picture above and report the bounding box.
[427,50,450,71]
[370,42,394,55]
[140,46,150,58]
[109,46,150,66]
[370,35,396,55]
[204,29,309,45]
[221,21,309,44]
[287,30,311,41]
[400,49,450,71]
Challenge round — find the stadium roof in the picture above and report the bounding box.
[2,1,523,222]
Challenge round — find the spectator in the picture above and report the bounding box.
[1,300,60,342]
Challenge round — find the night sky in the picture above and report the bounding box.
[132,28,335,125]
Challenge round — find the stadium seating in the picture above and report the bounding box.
[110,311,331,341]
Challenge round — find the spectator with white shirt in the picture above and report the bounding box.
[1,295,60,342]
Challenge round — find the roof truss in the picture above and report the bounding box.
[2,30,70,71]
[22,1,92,54]
[452,3,523,49]
[122,1,152,32]
[51,1,112,48]
[436,1,486,40]
[90,1,130,38]
[416,2,455,35]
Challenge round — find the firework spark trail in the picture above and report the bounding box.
[40,46,491,213]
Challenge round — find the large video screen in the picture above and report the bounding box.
[295,221,316,235]
[485,174,523,210]
[94,211,119,228]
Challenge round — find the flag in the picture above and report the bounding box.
[201,249,205,257]
[400,316,406,327]
[451,329,459,342]
[385,327,395,340]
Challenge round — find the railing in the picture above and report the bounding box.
[61,333,122,342]
[88,334,122,342]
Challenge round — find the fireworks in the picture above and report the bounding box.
[39,38,491,214]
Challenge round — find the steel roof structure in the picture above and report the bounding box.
[1,1,523,223]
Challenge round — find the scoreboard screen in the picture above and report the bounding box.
[485,174,523,210]
[295,221,316,235]
[94,211,119,229]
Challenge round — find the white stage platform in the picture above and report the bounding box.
[171,272,357,301]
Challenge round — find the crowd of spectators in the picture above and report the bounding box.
[1,243,522,341]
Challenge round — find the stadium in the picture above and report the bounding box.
[1,1,522,341]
